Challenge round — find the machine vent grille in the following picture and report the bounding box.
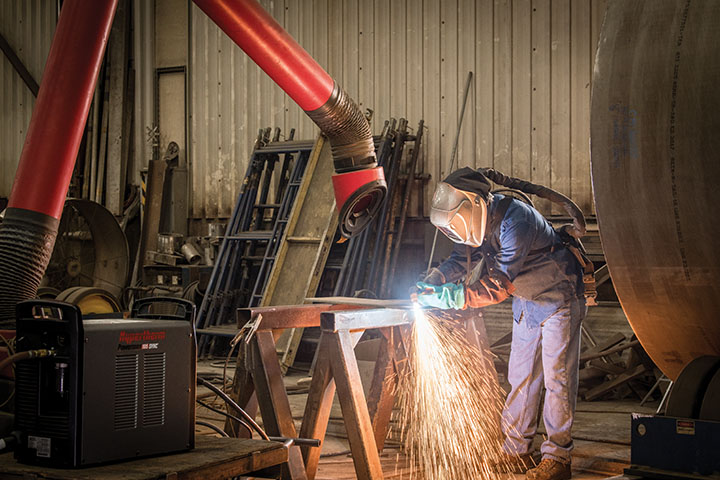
[14,362,39,431]
[143,352,166,427]
[114,354,138,430]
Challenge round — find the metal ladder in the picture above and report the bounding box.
[195,129,314,356]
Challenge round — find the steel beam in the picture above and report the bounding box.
[237,304,366,330]
[320,308,412,332]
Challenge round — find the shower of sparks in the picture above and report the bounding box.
[396,305,515,480]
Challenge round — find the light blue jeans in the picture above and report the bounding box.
[501,297,586,464]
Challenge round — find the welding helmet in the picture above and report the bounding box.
[430,168,492,247]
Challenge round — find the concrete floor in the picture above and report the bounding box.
[197,359,659,479]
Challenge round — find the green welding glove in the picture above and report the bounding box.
[415,281,466,310]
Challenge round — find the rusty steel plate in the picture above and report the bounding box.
[591,0,720,379]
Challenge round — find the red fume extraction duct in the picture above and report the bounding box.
[0,0,118,325]
[192,0,387,239]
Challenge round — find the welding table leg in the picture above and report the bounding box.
[366,325,410,453]
[465,313,499,385]
[367,328,395,452]
[249,330,308,480]
[300,331,363,480]
[226,338,258,438]
[328,329,384,480]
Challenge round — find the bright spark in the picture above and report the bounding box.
[397,306,514,479]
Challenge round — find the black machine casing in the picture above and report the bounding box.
[14,298,196,467]
[630,414,720,476]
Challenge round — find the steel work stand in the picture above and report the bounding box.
[229,304,495,480]
[227,304,366,480]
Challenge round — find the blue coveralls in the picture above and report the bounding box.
[435,194,586,464]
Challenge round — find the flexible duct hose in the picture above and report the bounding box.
[479,168,587,238]
[0,210,58,327]
[305,83,376,171]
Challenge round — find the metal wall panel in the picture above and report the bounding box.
[0,1,56,199]
[189,0,606,219]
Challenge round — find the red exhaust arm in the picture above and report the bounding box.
[193,0,387,238]
[0,0,117,325]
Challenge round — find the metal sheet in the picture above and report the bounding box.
[591,0,720,379]
[0,0,56,198]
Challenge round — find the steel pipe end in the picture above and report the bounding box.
[332,167,387,238]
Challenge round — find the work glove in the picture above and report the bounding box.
[414,281,465,310]
[409,268,446,299]
[422,267,446,286]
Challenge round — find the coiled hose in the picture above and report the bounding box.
[479,168,587,238]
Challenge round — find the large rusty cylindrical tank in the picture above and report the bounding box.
[591,0,720,379]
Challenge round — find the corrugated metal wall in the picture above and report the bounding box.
[189,0,607,219]
[0,0,57,199]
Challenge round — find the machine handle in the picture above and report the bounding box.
[131,297,196,323]
[15,299,82,326]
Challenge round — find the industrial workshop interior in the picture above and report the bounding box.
[0,0,718,479]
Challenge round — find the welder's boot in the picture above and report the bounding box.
[490,453,536,473]
[526,457,572,480]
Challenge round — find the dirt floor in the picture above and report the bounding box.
[196,359,659,480]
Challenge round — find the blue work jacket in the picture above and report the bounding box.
[436,194,585,327]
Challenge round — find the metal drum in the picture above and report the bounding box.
[591,0,720,379]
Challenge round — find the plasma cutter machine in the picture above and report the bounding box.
[13,298,196,467]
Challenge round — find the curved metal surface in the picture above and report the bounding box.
[45,199,129,301]
[591,0,720,379]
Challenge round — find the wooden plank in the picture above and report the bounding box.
[493,0,512,173]
[422,0,441,208]
[300,332,363,480]
[570,0,592,213]
[439,0,458,176]
[321,309,412,332]
[237,304,366,331]
[327,330,383,480]
[456,0,475,169]
[306,297,412,308]
[358,0,374,113]
[312,0,329,71]
[343,0,359,100]
[531,0,551,214]
[475,0,493,169]
[0,436,287,480]
[512,0,531,180]
[249,331,307,480]
[390,0,407,118]
[366,328,396,451]
[226,333,258,438]
[584,364,648,401]
[0,31,38,96]
[106,0,129,215]
[405,0,423,127]
[550,0,571,215]
[373,0,391,132]
[285,0,303,136]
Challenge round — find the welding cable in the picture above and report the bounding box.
[197,376,270,441]
[0,349,54,373]
[196,398,253,437]
[0,434,18,453]
[196,420,230,437]
[195,399,321,447]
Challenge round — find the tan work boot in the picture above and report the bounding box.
[526,457,571,480]
[490,452,536,473]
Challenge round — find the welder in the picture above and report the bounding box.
[415,167,593,480]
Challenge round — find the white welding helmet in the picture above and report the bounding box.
[430,168,491,247]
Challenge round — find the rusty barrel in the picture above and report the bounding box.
[591,0,720,380]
